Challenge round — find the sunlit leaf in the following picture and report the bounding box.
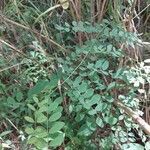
[96,117,104,128]
[25,116,35,123]
[25,127,34,134]
[27,104,36,111]
[49,112,61,122]
[36,113,47,123]
[49,121,65,134]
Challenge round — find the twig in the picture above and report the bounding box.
[0,39,26,56]
[0,62,23,73]
[98,0,107,22]
[6,118,19,132]
[0,39,47,69]
[34,4,61,23]
[0,14,67,52]
[114,100,150,135]
[133,3,150,20]
[34,0,71,23]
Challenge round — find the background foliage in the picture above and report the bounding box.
[0,0,150,149]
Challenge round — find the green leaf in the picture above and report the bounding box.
[105,95,114,103]
[90,94,101,105]
[107,44,113,52]
[73,90,80,98]
[34,127,48,138]
[33,96,39,103]
[96,117,104,128]
[16,92,23,102]
[0,130,12,137]
[122,143,144,150]
[49,122,65,134]
[78,125,92,136]
[27,104,36,111]
[95,59,102,68]
[36,113,47,123]
[0,144,2,149]
[73,76,82,87]
[38,98,49,107]
[28,136,38,144]
[86,117,97,131]
[145,141,150,150]
[83,88,94,98]
[25,127,34,134]
[28,137,47,149]
[83,102,91,110]
[107,82,116,91]
[95,102,108,112]
[144,59,150,63]
[76,105,82,112]
[54,106,63,113]
[38,105,47,112]
[55,97,63,104]
[104,116,118,125]
[75,113,85,122]
[88,109,97,115]
[24,116,35,123]
[69,105,73,113]
[134,80,140,87]
[49,112,61,122]
[95,103,103,112]
[48,73,59,89]
[72,21,77,26]
[28,80,50,98]
[119,31,124,37]
[48,101,59,112]
[7,97,17,107]
[101,60,109,70]
[65,22,70,27]
[77,82,87,93]
[50,133,64,147]
[113,68,123,79]
[87,63,94,69]
[95,59,109,70]
[137,76,145,84]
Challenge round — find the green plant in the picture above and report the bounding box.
[23,76,65,149]
[1,0,150,149]
[56,20,149,149]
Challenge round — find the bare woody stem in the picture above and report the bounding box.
[114,100,150,135]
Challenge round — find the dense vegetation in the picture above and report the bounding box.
[0,0,150,149]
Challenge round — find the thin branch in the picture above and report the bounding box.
[0,39,46,69]
[133,3,150,20]
[0,39,26,56]
[98,0,107,22]
[114,100,150,135]
[0,14,67,52]
[34,4,61,23]
[6,118,19,132]
[0,62,23,73]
